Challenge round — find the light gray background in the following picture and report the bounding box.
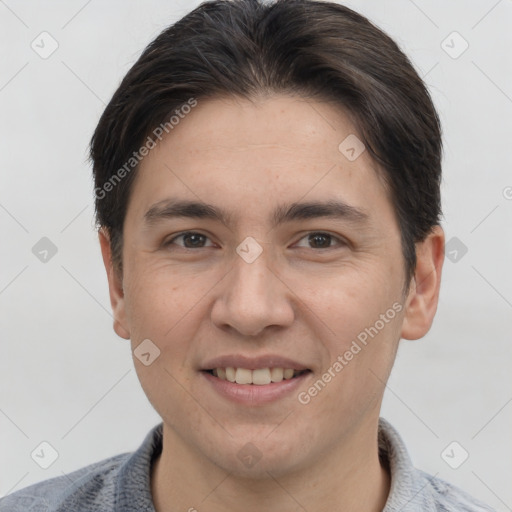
[1,0,511,509]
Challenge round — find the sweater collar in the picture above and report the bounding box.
[114,418,436,511]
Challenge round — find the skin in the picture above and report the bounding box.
[99,94,444,512]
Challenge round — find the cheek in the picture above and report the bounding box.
[123,261,211,340]
[294,266,402,399]
[295,261,397,338]
[123,266,210,419]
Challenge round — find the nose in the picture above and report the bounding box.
[210,242,295,337]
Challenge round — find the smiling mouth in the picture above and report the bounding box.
[203,367,311,385]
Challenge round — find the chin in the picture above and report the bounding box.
[206,431,314,479]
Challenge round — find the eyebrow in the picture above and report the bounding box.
[143,198,369,229]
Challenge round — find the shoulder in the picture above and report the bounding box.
[0,452,130,512]
[378,418,496,512]
[418,470,496,512]
[0,422,163,512]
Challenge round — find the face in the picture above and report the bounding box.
[101,94,439,478]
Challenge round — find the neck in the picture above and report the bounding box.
[151,417,391,512]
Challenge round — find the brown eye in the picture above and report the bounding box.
[295,232,346,249]
[165,232,213,249]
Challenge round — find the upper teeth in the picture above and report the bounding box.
[212,367,298,385]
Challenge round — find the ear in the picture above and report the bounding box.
[98,228,131,340]
[401,225,445,340]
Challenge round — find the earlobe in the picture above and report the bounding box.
[401,225,445,340]
[98,228,131,340]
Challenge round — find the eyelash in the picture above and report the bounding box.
[164,231,347,250]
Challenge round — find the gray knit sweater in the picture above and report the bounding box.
[0,418,496,511]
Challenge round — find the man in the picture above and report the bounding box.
[0,0,496,510]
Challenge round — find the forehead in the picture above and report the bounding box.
[160,94,366,160]
[126,94,394,229]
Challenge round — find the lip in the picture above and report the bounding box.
[201,369,311,405]
[200,354,310,371]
